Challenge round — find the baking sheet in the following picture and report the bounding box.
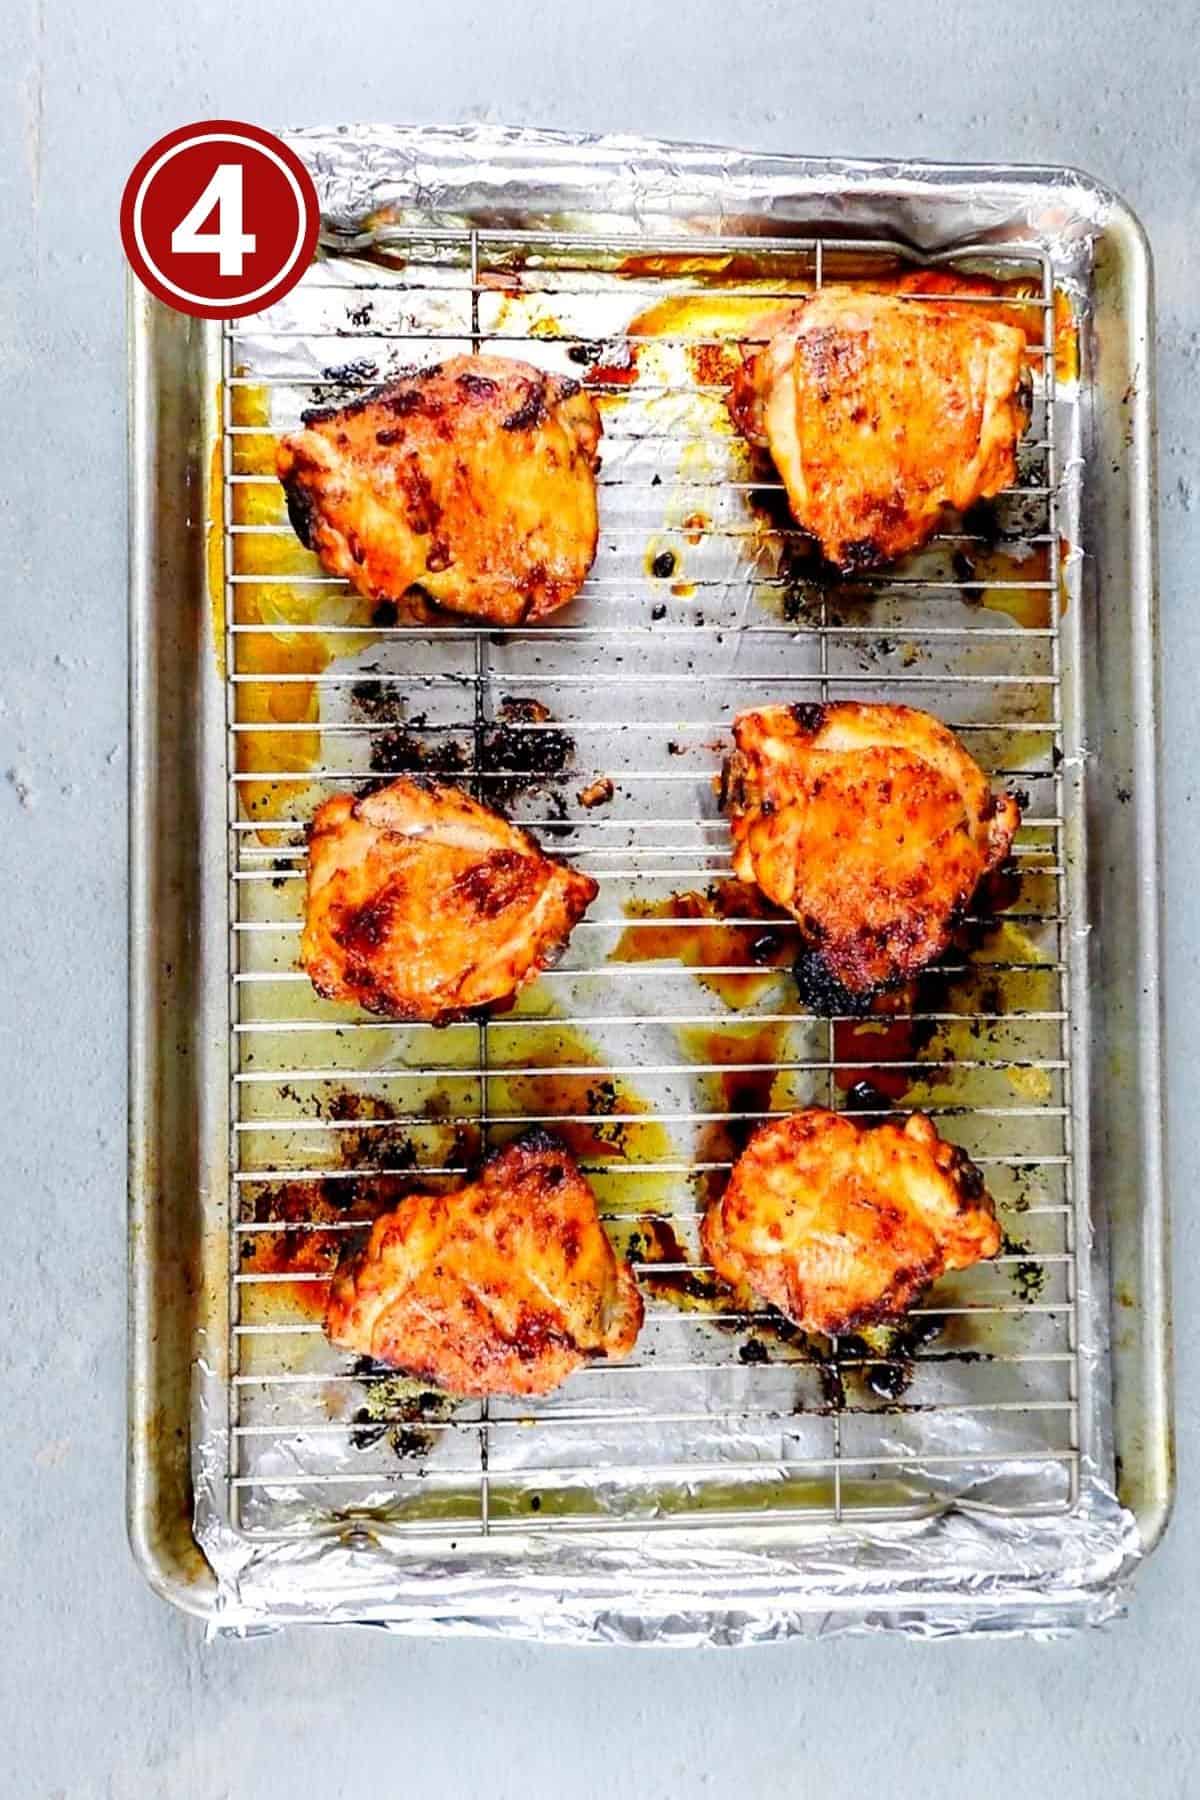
[128,125,1168,1638]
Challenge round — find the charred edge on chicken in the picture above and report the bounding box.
[282,473,318,550]
[791,946,882,1018]
[299,363,441,428]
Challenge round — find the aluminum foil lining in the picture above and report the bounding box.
[195,122,1142,1641]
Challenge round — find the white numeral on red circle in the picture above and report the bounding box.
[170,164,256,276]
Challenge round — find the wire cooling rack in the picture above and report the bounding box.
[219,226,1082,1540]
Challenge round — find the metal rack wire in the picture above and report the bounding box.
[220,225,1081,1542]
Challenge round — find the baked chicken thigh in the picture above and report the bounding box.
[702,1109,1001,1335]
[326,1133,644,1396]
[301,777,597,1021]
[277,355,602,624]
[728,289,1029,569]
[722,702,1020,1004]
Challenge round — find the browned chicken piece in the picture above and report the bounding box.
[326,1132,644,1396]
[702,1109,1001,1335]
[722,702,1020,1005]
[728,288,1029,569]
[277,355,602,625]
[301,777,597,1021]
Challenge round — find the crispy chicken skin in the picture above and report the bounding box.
[728,289,1029,569]
[702,1109,1001,1335]
[301,777,598,1021]
[722,702,1020,1001]
[277,355,602,625]
[326,1132,644,1396]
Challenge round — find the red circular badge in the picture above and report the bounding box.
[120,120,321,319]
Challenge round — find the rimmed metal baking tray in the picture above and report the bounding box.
[128,126,1169,1638]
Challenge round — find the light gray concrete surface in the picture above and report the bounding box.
[3,2,1199,1795]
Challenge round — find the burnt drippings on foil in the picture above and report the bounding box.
[816,1353,846,1413]
[238,1184,369,1286]
[348,1358,459,1458]
[349,673,408,725]
[677,1288,856,1415]
[536,792,573,839]
[368,727,471,783]
[724,1307,849,1411]
[347,683,473,786]
[842,1314,948,1404]
[312,357,380,407]
[779,551,829,629]
[727,1313,957,1412]
[579,1079,634,1153]
[743,460,795,534]
[633,1218,720,1307]
[710,1024,792,1156]
[585,1078,618,1117]
[276,1082,323,1118]
[327,1090,481,1176]
[480,696,574,816]
[243,1097,482,1320]
[243,1161,411,1230]
[1002,1229,1048,1304]
[328,1089,406,1161]
[842,1078,895,1114]
[300,361,437,427]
